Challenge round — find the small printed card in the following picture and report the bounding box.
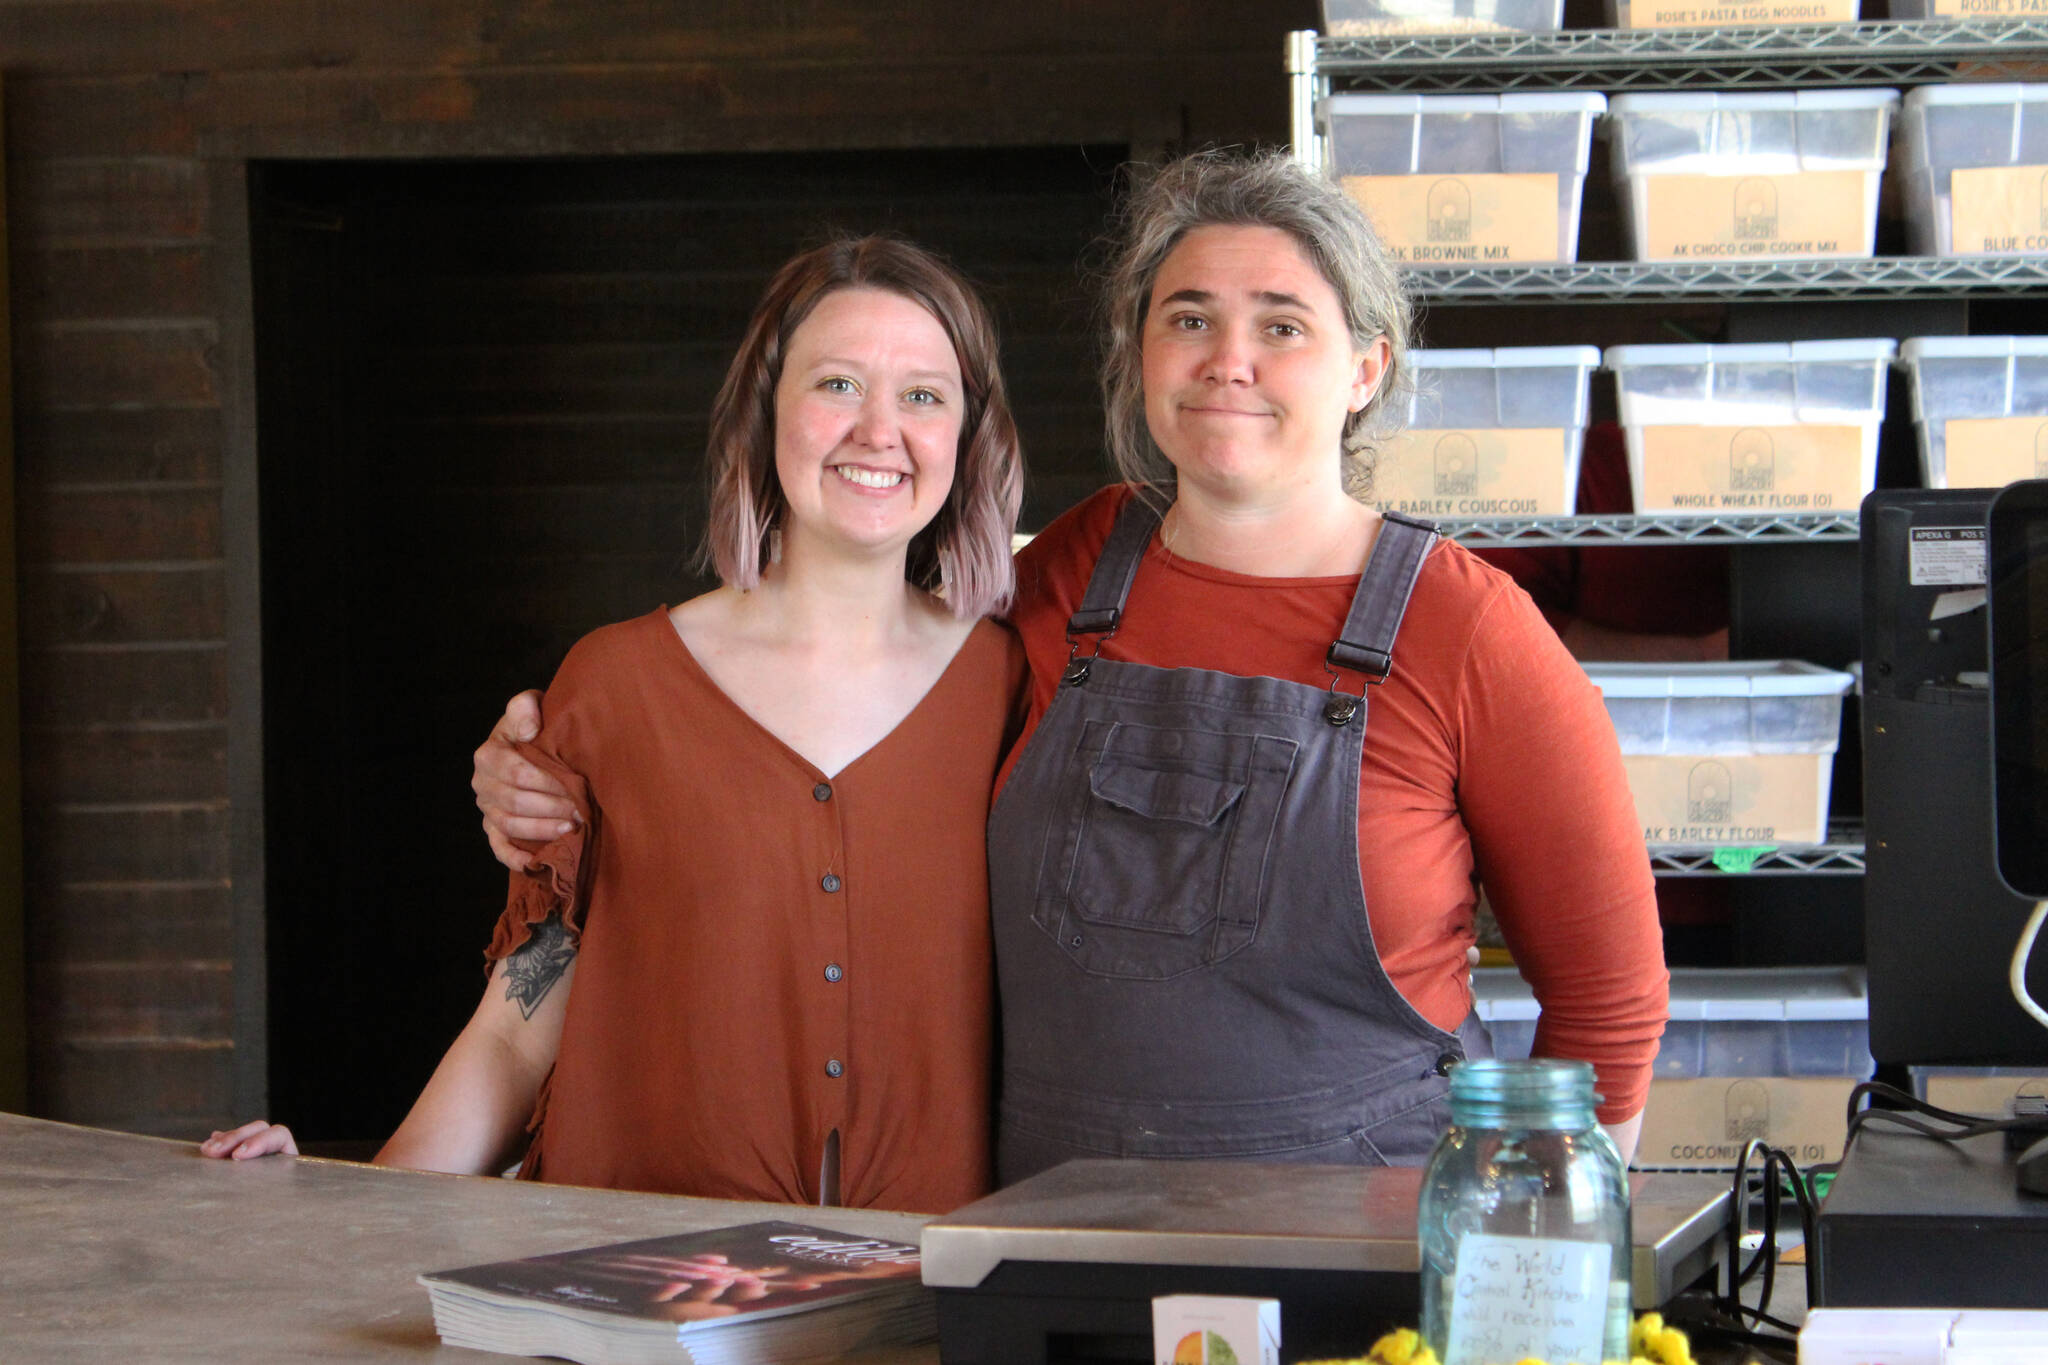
[1152,1294,1280,1365]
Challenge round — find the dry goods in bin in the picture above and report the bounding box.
[1325,92,1606,264]
[1603,339,1894,517]
[1370,346,1598,518]
[1604,90,1898,262]
[1607,0,1858,28]
[1583,659,1856,846]
[1897,84,2048,257]
[1902,337,2048,489]
[1320,0,1564,33]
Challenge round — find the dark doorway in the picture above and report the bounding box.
[249,148,1120,1143]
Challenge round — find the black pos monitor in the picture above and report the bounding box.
[1859,488,2048,1072]
[1816,486,2048,1308]
[1987,479,2048,1199]
[1990,478,2048,904]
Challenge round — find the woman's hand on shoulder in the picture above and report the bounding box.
[199,1120,299,1160]
[473,689,577,872]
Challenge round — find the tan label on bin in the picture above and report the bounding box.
[1342,174,1562,265]
[1622,0,1853,25]
[1640,171,1869,260]
[1632,1078,1855,1171]
[1372,428,1575,518]
[1942,417,2048,487]
[1949,165,2048,255]
[1932,0,2048,16]
[1623,753,1827,846]
[1634,424,1862,514]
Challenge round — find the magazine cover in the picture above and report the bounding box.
[419,1220,924,1328]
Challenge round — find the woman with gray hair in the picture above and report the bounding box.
[473,150,1666,1184]
[988,148,1663,1179]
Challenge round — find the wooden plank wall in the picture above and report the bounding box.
[5,1,1313,1136]
[0,78,21,1112]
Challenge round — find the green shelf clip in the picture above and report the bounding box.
[1711,845,1778,874]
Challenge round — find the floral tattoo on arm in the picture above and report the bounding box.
[504,914,576,1020]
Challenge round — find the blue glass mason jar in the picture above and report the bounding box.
[1418,1059,1631,1365]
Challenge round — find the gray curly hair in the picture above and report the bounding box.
[1097,148,1413,500]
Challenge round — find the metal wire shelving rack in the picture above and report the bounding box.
[1650,823,1868,877]
[1401,255,2048,303]
[1285,18,2048,314]
[1436,510,1861,545]
[1290,20,2048,103]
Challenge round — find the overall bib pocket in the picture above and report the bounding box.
[1033,720,1298,980]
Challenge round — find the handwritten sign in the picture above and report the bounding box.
[1444,1234,1611,1365]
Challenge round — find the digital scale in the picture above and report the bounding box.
[921,1159,1733,1365]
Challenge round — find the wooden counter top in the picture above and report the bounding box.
[0,1111,936,1363]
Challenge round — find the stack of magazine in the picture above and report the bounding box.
[418,1220,935,1364]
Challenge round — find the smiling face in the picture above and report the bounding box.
[772,286,964,565]
[1141,224,1386,505]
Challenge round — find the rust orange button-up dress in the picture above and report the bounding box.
[486,609,1024,1213]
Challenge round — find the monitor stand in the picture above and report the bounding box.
[1816,1129,2048,1307]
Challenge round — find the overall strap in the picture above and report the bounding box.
[1327,511,1439,683]
[1065,491,1167,640]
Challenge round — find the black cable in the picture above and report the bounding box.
[1716,1139,1823,1340]
[1839,1082,2048,1164]
[1845,1079,1989,1130]
[1664,1290,1802,1352]
[1779,1142,1822,1311]
[1845,1107,2034,1146]
[1752,1146,1780,1325]
[1721,1140,1756,1322]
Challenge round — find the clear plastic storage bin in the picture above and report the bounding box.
[1897,84,2048,257]
[1584,660,1856,846]
[1371,346,1600,518]
[1326,92,1607,264]
[1603,339,1895,517]
[1589,660,1854,754]
[1321,0,1564,32]
[1477,967,1874,1080]
[1605,90,1898,261]
[1607,0,1858,27]
[1900,336,2048,488]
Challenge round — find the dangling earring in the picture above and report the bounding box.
[767,526,783,565]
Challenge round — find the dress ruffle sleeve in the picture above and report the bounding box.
[484,740,598,964]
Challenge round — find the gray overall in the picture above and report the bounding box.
[989,496,1493,1186]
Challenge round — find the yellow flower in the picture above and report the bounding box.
[1295,1314,1695,1365]
[1368,1328,1440,1365]
[1626,1311,1697,1365]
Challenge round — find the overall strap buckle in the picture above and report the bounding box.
[1321,513,1438,724]
[1321,643,1388,726]
[1061,492,1161,688]
[1064,613,1118,686]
